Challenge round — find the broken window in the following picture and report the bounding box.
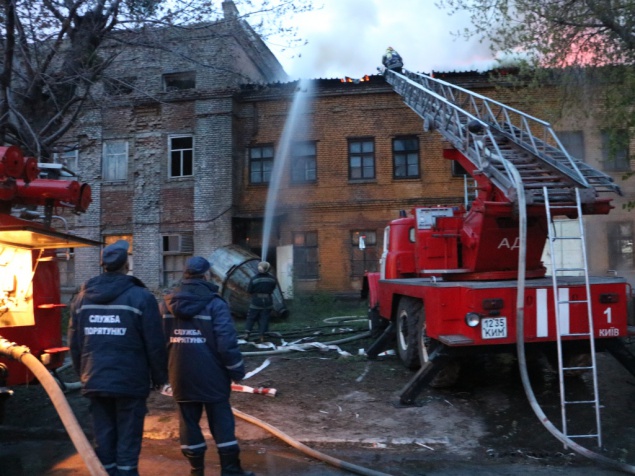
[163,71,196,92]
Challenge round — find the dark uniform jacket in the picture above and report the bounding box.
[247,272,278,309]
[68,273,168,398]
[382,50,403,70]
[161,279,245,403]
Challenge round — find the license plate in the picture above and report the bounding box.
[482,317,507,339]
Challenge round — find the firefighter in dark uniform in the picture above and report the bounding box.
[382,46,404,73]
[161,256,254,476]
[245,261,278,342]
[69,240,168,476]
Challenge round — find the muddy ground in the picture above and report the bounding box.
[3,328,635,475]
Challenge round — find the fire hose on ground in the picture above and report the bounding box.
[0,336,108,476]
[240,315,371,357]
[232,407,394,476]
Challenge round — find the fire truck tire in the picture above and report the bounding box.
[396,297,422,369]
[414,307,460,387]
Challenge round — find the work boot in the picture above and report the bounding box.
[219,450,254,476]
[186,453,205,476]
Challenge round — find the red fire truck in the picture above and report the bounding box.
[364,69,635,438]
[0,145,98,418]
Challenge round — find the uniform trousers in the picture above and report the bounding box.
[177,400,239,457]
[245,307,271,336]
[89,395,147,476]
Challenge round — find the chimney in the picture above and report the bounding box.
[222,1,239,19]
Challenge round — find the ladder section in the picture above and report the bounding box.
[463,175,477,209]
[384,69,621,205]
[543,186,602,447]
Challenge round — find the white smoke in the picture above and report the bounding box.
[268,0,496,80]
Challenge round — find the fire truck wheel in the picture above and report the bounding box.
[396,297,422,369]
[412,306,460,387]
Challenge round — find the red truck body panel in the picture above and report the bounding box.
[371,276,628,347]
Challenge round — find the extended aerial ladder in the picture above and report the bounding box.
[381,68,633,457]
[384,69,620,205]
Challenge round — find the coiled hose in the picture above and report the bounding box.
[0,337,108,476]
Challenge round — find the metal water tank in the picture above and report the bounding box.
[208,244,288,320]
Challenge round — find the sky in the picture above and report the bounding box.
[266,0,497,81]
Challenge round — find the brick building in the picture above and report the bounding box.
[56,4,635,300]
[232,76,466,295]
[59,1,287,296]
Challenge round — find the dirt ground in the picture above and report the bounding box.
[3,327,635,475]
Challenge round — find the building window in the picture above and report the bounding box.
[169,135,193,178]
[601,130,630,172]
[348,138,375,180]
[451,161,468,177]
[162,234,194,286]
[608,222,634,271]
[53,148,79,172]
[163,71,196,91]
[249,145,274,184]
[103,235,133,273]
[102,141,128,181]
[293,231,318,279]
[351,230,378,277]
[557,130,585,161]
[393,136,419,178]
[291,141,317,183]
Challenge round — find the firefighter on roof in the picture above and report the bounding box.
[382,46,404,73]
